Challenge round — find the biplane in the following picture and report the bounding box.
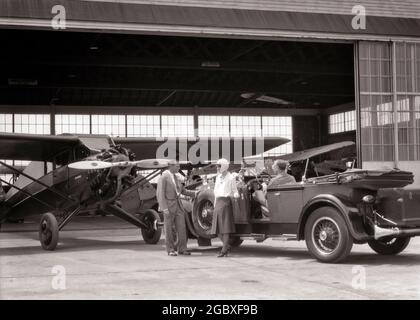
[0,132,288,251]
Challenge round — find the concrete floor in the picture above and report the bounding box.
[1,216,419,300]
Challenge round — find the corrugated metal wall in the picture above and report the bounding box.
[2,0,419,39]
[94,0,420,19]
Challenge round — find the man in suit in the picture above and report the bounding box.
[156,160,196,256]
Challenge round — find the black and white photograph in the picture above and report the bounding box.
[0,0,420,304]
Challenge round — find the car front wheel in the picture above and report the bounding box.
[192,189,215,239]
[368,237,410,255]
[304,207,353,263]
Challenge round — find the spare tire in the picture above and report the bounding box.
[192,189,216,239]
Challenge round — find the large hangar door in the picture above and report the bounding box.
[358,41,395,170]
[358,40,420,186]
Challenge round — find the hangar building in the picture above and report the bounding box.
[0,0,420,185]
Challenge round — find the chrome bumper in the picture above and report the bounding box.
[374,225,420,240]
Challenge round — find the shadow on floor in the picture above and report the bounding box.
[2,234,420,266]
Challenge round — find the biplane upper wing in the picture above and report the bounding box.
[0,132,81,161]
[267,141,355,162]
[0,133,289,163]
[114,136,289,162]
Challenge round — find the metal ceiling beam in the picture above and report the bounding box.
[1,85,353,97]
[0,104,322,116]
[2,56,354,76]
[156,90,177,106]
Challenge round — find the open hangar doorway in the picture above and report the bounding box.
[0,29,357,180]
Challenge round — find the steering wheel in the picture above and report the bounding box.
[246,178,264,193]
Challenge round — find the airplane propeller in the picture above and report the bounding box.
[68,159,172,170]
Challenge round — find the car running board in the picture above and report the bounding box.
[236,234,297,242]
[237,233,267,242]
[271,234,298,241]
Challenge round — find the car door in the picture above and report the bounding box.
[266,184,304,223]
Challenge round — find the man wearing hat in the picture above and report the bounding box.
[156,160,196,256]
[267,159,296,189]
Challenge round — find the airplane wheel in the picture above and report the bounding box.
[192,189,215,239]
[368,237,410,255]
[141,209,162,244]
[39,212,59,251]
[305,207,353,263]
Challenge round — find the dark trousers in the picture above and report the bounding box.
[219,233,230,253]
[164,208,187,253]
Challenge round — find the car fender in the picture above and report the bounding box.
[297,194,370,242]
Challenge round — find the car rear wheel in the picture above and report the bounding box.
[368,237,410,255]
[141,209,162,244]
[192,189,215,239]
[304,207,353,263]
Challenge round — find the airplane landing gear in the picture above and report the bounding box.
[141,209,162,244]
[39,212,59,251]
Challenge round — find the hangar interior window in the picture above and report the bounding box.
[161,115,194,137]
[0,114,14,183]
[55,114,90,135]
[91,114,126,137]
[0,114,37,182]
[197,115,292,155]
[0,114,13,132]
[328,110,356,134]
[262,116,293,155]
[127,115,161,137]
[198,116,230,137]
[14,114,50,135]
[0,114,13,182]
[230,116,262,137]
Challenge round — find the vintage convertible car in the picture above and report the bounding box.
[185,168,420,263]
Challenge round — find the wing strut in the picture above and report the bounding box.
[0,177,56,211]
[0,160,77,203]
